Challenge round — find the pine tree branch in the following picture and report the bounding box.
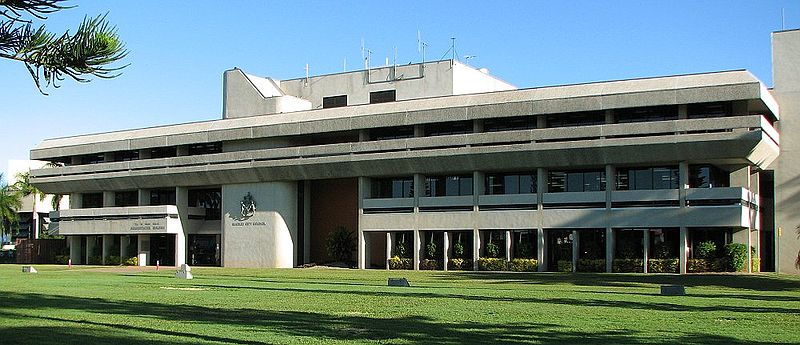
[0,0,71,22]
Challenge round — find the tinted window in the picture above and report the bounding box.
[369,90,396,104]
[323,95,347,108]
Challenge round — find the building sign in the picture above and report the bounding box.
[231,221,267,227]
[129,220,166,232]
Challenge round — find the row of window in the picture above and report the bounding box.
[80,188,222,220]
[369,165,729,198]
[60,143,223,166]
[322,90,397,109]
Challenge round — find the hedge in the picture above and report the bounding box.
[447,258,473,270]
[477,257,508,271]
[576,259,606,272]
[388,256,413,270]
[508,258,538,272]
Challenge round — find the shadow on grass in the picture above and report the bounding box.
[433,272,800,291]
[0,292,782,345]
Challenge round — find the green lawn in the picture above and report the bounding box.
[0,265,798,344]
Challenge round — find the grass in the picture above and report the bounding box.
[0,265,799,344]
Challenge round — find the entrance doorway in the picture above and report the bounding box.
[150,234,175,266]
[189,234,220,266]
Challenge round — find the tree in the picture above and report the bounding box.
[0,174,23,244]
[13,171,46,238]
[0,0,127,94]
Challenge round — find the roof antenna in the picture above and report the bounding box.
[304,63,309,86]
[450,37,456,66]
[417,30,428,64]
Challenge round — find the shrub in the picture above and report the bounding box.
[394,241,409,259]
[652,242,672,259]
[477,257,508,271]
[508,258,538,272]
[419,259,441,270]
[485,242,500,258]
[576,259,606,272]
[752,258,760,272]
[54,255,70,265]
[105,255,121,265]
[557,260,573,272]
[724,243,748,272]
[695,241,718,260]
[87,256,102,265]
[425,240,438,260]
[326,226,356,263]
[687,258,709,273]
[612,259,644,273]
[452,242,465,259]
[648,258,679,273]
[388,256,412,270]
[123,256,138,266]
[515,241,534,259]
[447,258,472,270]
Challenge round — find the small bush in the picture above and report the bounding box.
[509,258,538,272]
[419,259,441,270]
[87,256,102,265]
[613,259,644,273]
[724,243,748,272]
[485,242,500,258]
[648,258,679,273]
[752,258,760,272]
[105,256,121,265]
[326,226,356,264]
[54,255,70,265]
[123,256,138,266]
[687,258,709,273]
[576,259,606,272]
[452,242,465,259]
[394,242,409,259]
[388,256,412,270]
[425,240,438,260]
[477,257,508,271]
[557,260,573,272]
[447,258,473,270]
[696,241,718,260]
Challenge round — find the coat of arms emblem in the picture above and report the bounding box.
[240,192,256,218]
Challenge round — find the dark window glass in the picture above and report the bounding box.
[81,193,103,208]
[689,165,730,188]
[485,172,536,195]
[687,102,732,119]
[113,150,139,162]
[616,167,679,190]
[370,126,415,140]
[114,191,138,207]
[80,154,105,165]
[187,142,222,156]
[548,170,605,192]
[149,147,177,159]
[426,175,473,196]
[188,188,222,220]
[483,116,536,132]
[322,95,347,108]
[545,111,605,128]
[616,105,678,123]
[150,189,176,206]
[424,120,472,136]
[369,90,396,104]
[371,177,414,198]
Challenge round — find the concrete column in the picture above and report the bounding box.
[643,230,650,273]
[473,119,484,133]
[358,177,367,269]
[69,236,82,264]
[138,148,151,159]
[176,145,189,156]
[303,180,312,264]
[69,193,82,209]
[473,229,481,271]
[473,171,482,271]
[358,129,369,142]
[505,230,512,262]
[412,173,424,271]
[175,187,189,266]
[103,191,115,207]
[138,234,150,266]
[536,115,546,129]
[443,231,450,271]
[537,228,545,272]
[572,230,579,272]
[413,124,424,137]
[102,234,113,265]
[385,232,393,270]
[413,229,421,270]
[605,109,614,124]
[86,236,96,265]
[120,235,129,259]
[537,168,546,272]
[363,233,371,269]
[605,228,614,273]
[678,104,688,119]
[679,227,689,274]
[138,189,150,206]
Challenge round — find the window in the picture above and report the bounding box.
[485,172,536,194]
[426,175,473,197]
[424,120,472,137]
[187,142,222,156]
[79,153,105,165]
[616,167,679,190]
[689,165,730,188]
[548,170,606,192]
[150,189,176,206]
[188,188,222,220]
[113,150,139,162]
[322,95,347,108]
[369,90,396,104]
[149,147,177,159]
[687,102,732,119]
[371,177,414,198]
[483,116,536,132]
[81,193,103,208]
[114,191,138,207]
[545,111,605,128]
[370,126,415,140]
[615,105,678,123]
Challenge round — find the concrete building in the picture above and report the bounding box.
[3,160,68,242]
[29,31,800,273]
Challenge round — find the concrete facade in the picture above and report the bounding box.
[27,34,799,273]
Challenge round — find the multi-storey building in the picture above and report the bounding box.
[29,30,800,273]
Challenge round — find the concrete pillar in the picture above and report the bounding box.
[120,235,129,259]
[385,232,393,270]
[413,229,421,270]
[473,119,484,133]
[413,124,424,137]
[357,177,367,269]
[505,230,512,262]
[102,191,115,207]
[473,229,481,271]
[358,129,369,142]
[643,230,650,273]
[69,236,82,265]
[473,171,482,271]
[86,236,97,265]
[138,234,150,266]
[537,167,546,272]
[537,228,545,272]
[102,234,113,265]
[605,109,614,124]
[605,228,614,273]
[176,145,189,156]
[679,227,689,274]
[138,189,150,206]
[678,104,688,119]
[572,230,579,273]
[69,193,82,209]
[443,231,450,271]
[175,187,189,267]
[536,114,546,129]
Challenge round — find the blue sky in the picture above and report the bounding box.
[1,1,798,180]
